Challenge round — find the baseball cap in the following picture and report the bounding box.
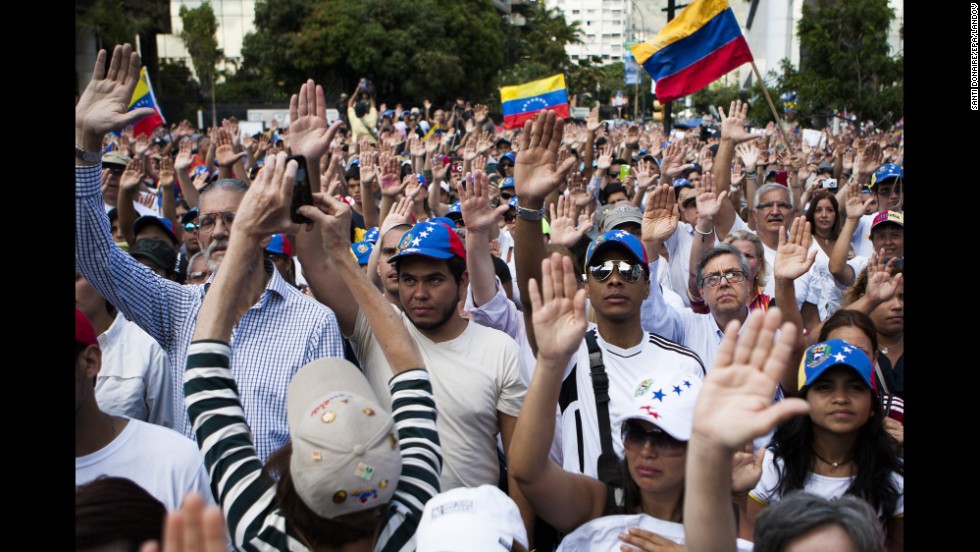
[75,308,99,349]
[415,485,529,552]
[798,339,876,395]
[870,163,903,188]
[102,151,131,168]
[672,177,693,190]
[815,161,834,175]
[613,369,702,442]
[676,185,698,208]
[499,152,516,165]
[507,196,519,209]
[180,207,199,226]
[597,203,643,233]
[265,234,293,257]
[430,216,458,228]
[870,210,904,233]
[286,358,401,518]
[133,216,179,247]
[495,137,511,146]
[445,201,463,221]
[130,237,178,274]
[387,220,467,263]
[364,227,380,245]
[351,241,374,266]
[499,176,515,191]
[585,230,649,269]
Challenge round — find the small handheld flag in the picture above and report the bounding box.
[128,67,166,137]
[500,74,570,130]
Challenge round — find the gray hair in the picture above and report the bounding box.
[753,491,885,552]
[722,230,769,289]
[753,182,794,210]
[695,244,751,286]
[187,251,206,268]
[199,178,248,198]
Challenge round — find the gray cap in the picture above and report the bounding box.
[597,203,643,233]
[102,151,132,167]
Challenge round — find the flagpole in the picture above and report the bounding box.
[750,61,794,154]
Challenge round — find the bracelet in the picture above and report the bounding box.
[75,145,102,163]
[745,171,757,178]
[515,203,545,221]
[694,223,714,236]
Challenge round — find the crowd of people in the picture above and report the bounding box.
[76,44,904,551]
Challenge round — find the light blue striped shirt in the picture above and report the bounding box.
[76,163,345,461]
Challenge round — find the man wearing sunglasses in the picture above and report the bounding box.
[558,230,705,479]
[75,47,346,462]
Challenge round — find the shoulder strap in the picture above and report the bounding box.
[586,329,622,486]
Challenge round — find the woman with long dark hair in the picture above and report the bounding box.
[744,339,904,551]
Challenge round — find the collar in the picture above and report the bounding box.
[203,258,289,302]
[97,311,128,351]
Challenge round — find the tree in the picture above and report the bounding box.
[178,1,223,126]
[777,0,902,126]
[76,0,150,52]
[157,60,202,124]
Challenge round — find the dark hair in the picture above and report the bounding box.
[817,310,879,356]
[767,383,903,525]
[354,101,370,119]
[76,476,167,552]
[263,444,384,547]
[805,190,843,240]
[600,183,629,205]
[345,163,361,181]
[753,491,884,552]
[608,450,684,521]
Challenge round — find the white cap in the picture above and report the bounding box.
[612,369,702,442]
[416,485,528,551]
[286,358,401,518]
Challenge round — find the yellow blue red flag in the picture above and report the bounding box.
[500,74,570,130]
[128,67,166,137]
[631,0,753,103]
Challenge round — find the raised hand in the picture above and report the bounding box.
[699,144,715,174]
[403,174,423,202]
[289,78,344,161]
[138,492,228,552]
[191,168,210,192]
[567,171,593,208]
[459,171,509,233]
[360,151,379,187]
[298,192,355,256]
[158,157,176,188]
[233,151,300,240]
[76,44,156,138]
[731,444,765,494]
[841,184,871,219]
[634,161,659,193]
[855,140,883,176]
[528,253,588,362]
[695,171,729,219]
[514,110,577,202]
[731,159,745,187]
[409,135,426,158]
[691,308,809,448]
[120,156,145,192]
[774,216,817,281]
[473,104,489,123]
[380,196,414,235]
[214,127,247,167]
[586,106,602,133]
[548,194,593,248]
[174,139,194,171]
[596,143,613,171]
[425,133,441,155]
[378,153,406,197]
[476,131,494,154]
[865,251,903,304]
[718,100,755,143]
[642,182,679,244]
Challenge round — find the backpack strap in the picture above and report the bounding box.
[586,329,622,486]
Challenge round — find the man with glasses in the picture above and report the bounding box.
[183,252,211,286]
[75,45,345,462]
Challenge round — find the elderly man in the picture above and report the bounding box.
[75,45,345,460]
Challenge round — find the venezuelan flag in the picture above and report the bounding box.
[631,0,753,103]
[500,74,570,130]
[128,67,166,137]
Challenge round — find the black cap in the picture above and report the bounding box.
[130,237,178,275]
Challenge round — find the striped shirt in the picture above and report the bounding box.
[76,163,345,461]
[185,341,442,552]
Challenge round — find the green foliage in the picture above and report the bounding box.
[778,0,902,124]
[178,1,223,98]
[157,60,201,123]
[689,78,784,127]
[76,0,150,51]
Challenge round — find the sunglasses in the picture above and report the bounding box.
[622,421,687,456]
[587,260,645,283]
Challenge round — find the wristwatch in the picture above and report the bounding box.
[75,145,102,163]
[515,203,545,221]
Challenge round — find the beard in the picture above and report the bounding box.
[204,238,229,272]
[405,296,461,331]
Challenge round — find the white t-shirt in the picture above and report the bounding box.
[349,308,527,490]
[850,213,876,259]
[749,449,904,517]
[557,513,754,552]
[95,312,173,428]
[75,417,214,510]
[559,328,704,478]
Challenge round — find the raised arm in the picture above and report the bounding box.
[117,155,147,247]
[510,253,606,533]
[513,110,578,354]
[359,150,381,229]
[688,173,727,302]
[684,309,809,552]
[828,184,871,287]
[735,140,761,231]
[771,216,815,392]
[173,139,199,208]
[460,172,510,307]
[713,100,755,237]
[158,157,179,237]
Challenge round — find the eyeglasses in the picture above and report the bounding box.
[183,222,199,233]
[587,260,645,283]
[622,421,687,456]
[194,211,236,234]
[187,271,211,283]
[500,192,514,200]
[699,270,747,288]
[755,201,792,212]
